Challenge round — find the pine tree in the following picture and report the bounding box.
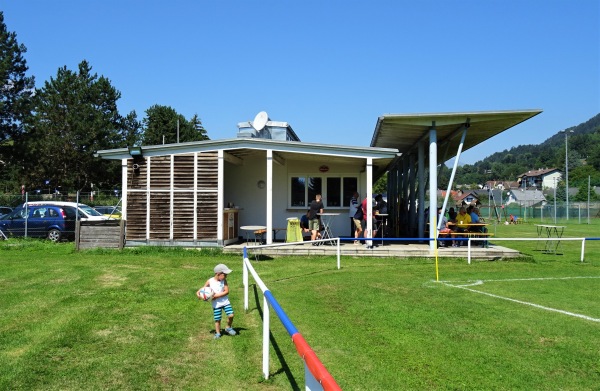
[0,12,35,189]
[23,60,123,192]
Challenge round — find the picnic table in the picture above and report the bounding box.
[446,223,494,247]
[535,224,565,254]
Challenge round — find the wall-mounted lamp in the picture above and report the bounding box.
[128,146,143,158]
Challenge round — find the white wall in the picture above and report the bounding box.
[224,155,366,240]
[542,172,562,189]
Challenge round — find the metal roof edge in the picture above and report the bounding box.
[95,137,399,160]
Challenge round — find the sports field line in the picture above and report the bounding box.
[440,276,600,285]
[440,278,600,323]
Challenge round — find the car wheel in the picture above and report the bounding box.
[47,228,62,242]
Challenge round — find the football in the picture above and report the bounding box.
[197,287,214,301]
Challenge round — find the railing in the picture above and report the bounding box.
[242,247,341,391]
[244,237,341,269]
[464,237,596,265]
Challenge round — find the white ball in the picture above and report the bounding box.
[197,287,214,301]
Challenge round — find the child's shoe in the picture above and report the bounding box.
[225,327,237,336]
[214,333,222,339]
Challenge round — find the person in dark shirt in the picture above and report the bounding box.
[300,210,310,232]
[308,194,324,243]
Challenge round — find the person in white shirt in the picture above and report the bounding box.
[199,263,237,339]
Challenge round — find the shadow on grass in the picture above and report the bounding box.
[251,284,300,390]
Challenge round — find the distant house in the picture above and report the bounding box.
[517,168,562,189]
[506,189,546,206]
[453,190,481,206]
[484,180,519,191]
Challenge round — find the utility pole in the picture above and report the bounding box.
[563,129,574,220]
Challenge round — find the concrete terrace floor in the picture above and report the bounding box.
[223,239,521,260]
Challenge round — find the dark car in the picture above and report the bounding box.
[0,204,78,242]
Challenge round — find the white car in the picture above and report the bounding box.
[22,201,108,221]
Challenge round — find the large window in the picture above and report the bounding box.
[290,175,358,208]
[290,177,306,207]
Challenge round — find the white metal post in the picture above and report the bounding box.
[218,150,224,243]
[262,296,270,379]
[429,124,437,251]
[266,150,273,244]
[418,141,425,238]
[366,158,373,247]
[588,175,591,225]
[564,130,573,220]
[243,257,249,311]
[336,238,341,269]
[554,182,557,224]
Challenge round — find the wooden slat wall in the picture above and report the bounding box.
[149,191,170,239]
[126,152,219,243]
[76,220,125,250]
[197,152,218,240]
[126,191,147,240]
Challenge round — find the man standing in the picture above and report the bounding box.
[349,191,360,238]
[308,194,324,244]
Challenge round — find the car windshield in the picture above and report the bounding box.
[78,205,103,217]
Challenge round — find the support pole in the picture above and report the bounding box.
[429,124,437,251]
[418,141,425,239]
[439,126,468,230]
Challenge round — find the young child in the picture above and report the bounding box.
[201,263,237,339]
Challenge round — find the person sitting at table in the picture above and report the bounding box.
[448,207,457,221]
[452,206,471,247]
[374,194,388,214]
[308,194,324,244]
[470,207,481,225]
[374,194,388,237]
[300,209,310,232]
[470,207,488,245]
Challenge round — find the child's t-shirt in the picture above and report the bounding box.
[209,277,230,309]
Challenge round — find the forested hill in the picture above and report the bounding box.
[449,113,600,189]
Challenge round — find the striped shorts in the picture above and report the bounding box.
[213,304,234,321]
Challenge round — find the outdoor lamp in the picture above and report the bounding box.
[128,146,143,157]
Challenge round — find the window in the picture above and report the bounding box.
[342,177,358,207]
[307,177,322,205]
[327,177,341,207]
[290,175,358,208]
[290,177,306,207]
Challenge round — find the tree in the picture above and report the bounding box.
[141,105,209,145]
[121,110,143,148]
[373,175,387,195]
[0,11,35,189]
[22,60,123,192]
[573,185,600,202]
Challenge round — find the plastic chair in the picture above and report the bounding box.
[286,218,303,242]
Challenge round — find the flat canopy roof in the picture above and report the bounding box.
[371,109,542,162]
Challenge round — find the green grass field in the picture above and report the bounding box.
[1,221,599,390]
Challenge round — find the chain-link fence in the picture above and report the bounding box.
[0,191,121,209]
[479,202,600,224]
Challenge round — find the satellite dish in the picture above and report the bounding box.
[252,111,269,131]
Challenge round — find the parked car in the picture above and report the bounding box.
[93,206,122,219]
[21,201,108,221]
[0,204,78,241]
[0,206,12,218]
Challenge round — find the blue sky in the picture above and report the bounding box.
[3,0,599,164]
